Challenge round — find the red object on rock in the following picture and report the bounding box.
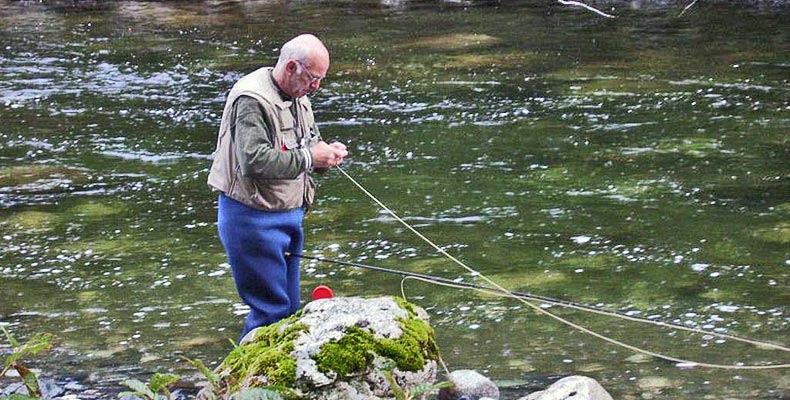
[312,285,334,300]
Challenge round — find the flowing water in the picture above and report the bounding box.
[1,1,788,398]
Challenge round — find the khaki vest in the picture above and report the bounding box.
[207,67,319,210]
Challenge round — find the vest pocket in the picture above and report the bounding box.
[278,107,299,150]
[282,134,299,150]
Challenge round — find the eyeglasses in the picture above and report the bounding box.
[296,60,325,84]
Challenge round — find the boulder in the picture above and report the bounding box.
[518,376,613,400]
[212,296,440,400]
[438,369,500,400]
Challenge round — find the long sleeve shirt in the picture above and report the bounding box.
[232,95,314,179]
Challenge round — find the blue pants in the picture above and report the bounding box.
[217,193,305,340]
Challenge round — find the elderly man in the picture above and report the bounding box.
[208,34,347,340]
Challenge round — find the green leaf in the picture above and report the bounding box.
[407,381,453,397]
[1,326,20,348]
[6,394,39,400]
[20,334,52,357]
[120,379,156,399]
[4,352,22,370]
[229,388,284,400]
[183,357,219,387]
[382,369,405,400]
[14,363,41,398]
[148,373,180,394]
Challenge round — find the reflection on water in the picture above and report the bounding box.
[1,1,788,398]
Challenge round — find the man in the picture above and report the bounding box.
[207,34,347,341]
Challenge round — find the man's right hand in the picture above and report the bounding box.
[310,141,348,168]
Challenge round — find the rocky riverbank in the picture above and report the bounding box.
[2,296,615,400]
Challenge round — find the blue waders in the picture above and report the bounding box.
[217,193,305,341]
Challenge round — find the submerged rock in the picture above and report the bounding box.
[518,376,613,400]
[212,296,440,399]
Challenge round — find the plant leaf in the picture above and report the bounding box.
[1,326,20,348]
[183,357,219,387]
[382,369,405,400]
[148,373,180,394]
[407,381,453,397]
[4,352,22,369]
[20,334,52,357]
[229,388,284,400]
[7,394,39,400]
[15,363,42,398]
[120,379,156,399]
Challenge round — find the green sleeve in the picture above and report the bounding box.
[232,96,309,179]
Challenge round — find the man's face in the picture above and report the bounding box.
[288,58,327,98]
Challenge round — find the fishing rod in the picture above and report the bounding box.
[289,252,625,316]
[287,251,790,355]
[303,166,790,369]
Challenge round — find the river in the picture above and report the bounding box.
[0,1,788,398]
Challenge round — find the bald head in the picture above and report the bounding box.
[276,34,329,69]
[272,34,330,98]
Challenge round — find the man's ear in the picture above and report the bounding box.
[286,60,298,74]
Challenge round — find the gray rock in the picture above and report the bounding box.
[0,378,64,399]
[41,378,65,399]
[438,369,500,400]
[216,296,439,400]
[2,382,26,396]
[519,376,613,400]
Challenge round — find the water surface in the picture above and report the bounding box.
[1,1,788,398]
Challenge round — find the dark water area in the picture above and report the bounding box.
[1,0,788,398]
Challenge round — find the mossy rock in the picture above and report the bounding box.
[0,164,88,191]
[214,296,440,399]
[404,33,500,51]
[1,210,60,233]
[68,201,125,219]
[752,222,790,244]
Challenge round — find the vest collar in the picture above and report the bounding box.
[268,69,305,110]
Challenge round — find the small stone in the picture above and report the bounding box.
[438,369,500,400]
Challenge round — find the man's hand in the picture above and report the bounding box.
[310,141,348,168]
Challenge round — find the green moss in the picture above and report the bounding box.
[314,326,376,377]
[377,317,439,371]
[314,306,439,377]
[393,296,417,317]
[221,319,307,391]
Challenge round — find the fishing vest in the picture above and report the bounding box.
[207,67,319,210]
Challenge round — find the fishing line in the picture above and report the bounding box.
[288,252,789,353]
[328,165,790,370]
